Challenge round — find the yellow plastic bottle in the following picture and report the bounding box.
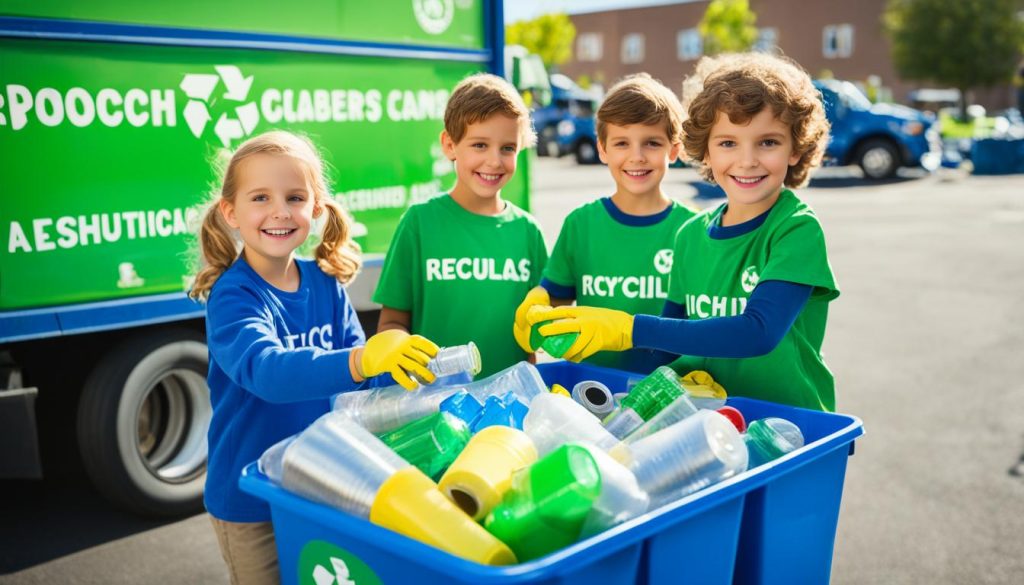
[438,426,538,521]
[369,467,516,565]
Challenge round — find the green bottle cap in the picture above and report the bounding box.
[484,444,601,561]
[620,366,685,421]
[377,412,470,480]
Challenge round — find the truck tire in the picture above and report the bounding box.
[537,126,558,157]
[77,329,210,517]
[575,139,599,165]
[856,138,900,179]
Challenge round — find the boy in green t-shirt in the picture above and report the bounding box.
[529,53,840,411]
[373,73,547,377]
[513,74,696,374]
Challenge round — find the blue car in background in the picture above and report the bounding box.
[815,79,941,179]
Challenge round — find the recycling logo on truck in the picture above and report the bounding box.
[179,65,259,147]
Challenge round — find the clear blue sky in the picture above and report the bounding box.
[505,0,701,23]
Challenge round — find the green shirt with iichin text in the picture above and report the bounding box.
[667,190,840,411]
[545,198,696,372]
[373,194,548,377]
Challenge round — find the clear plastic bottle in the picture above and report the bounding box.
[577,443,650,538]
[618,393,699,446]
[413,342,482,385]
[523,393,620,456]
[276,412,409,518]
[461,361,547,404]
[332,384,459,434]
[617,409,748,504]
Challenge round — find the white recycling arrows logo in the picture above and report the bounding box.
[179,65,259,147]
[312,557,356,585]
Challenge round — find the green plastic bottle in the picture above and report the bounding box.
[527,305,578,358]
[484,443,601,561]
[603,366,686,438]
[377,412,471,480]
[620,366,685,420]
[744,418,804,468]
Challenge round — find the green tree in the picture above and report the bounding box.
[506,13,576,71]
[884,0,1024,118]
[699,0,758,55]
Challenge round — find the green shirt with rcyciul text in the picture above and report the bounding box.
[544,198,696,372]
[373,194,548,377]
[667,189,840,411]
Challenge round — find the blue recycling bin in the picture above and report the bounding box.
[239,361,863,585]
[971,138,1024,174]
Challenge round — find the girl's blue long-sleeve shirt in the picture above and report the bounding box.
[204,257,365,522]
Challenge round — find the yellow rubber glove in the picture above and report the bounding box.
[360,330,440,390]
[513,286,551,353]
[680,370,727,399]
[528,305,634,362]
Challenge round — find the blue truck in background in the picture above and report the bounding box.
[548,77,941,178]
[529,74,601,163]
[815,79,941,179]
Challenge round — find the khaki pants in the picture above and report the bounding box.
[209,516,280,585]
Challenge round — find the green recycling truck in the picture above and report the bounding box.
[0,0,530,516]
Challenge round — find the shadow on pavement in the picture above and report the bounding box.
[807,174,920,189]
[0,473,184,574]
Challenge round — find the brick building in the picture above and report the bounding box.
[557,0,1017,111]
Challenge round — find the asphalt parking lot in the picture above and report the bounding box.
[3,156,1023,585]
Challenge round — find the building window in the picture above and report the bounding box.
[823,24,854,58]
[677,28,702,61]
[621,33,645,64]
[754,27,778,52]
[577,33,603,62]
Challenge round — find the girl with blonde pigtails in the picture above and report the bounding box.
[190,130,440,584]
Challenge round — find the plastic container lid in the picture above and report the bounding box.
[716,406,746,433]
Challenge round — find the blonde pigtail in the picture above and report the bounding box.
[315,198,362,285]
[188,202,239,301]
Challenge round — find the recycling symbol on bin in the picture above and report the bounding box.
[312,557,356,585]
[179,65,259,147]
